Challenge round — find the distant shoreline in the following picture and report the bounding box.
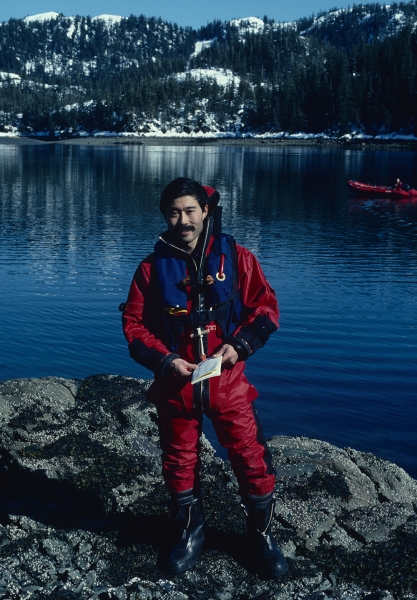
[1,135,417,150]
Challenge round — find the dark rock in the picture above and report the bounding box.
[0,374,416,599]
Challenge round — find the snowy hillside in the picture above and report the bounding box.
[0,3,416,139]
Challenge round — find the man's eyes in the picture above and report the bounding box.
[170,209,195,216]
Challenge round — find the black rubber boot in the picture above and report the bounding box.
[242,493,289,579]
[165,492,205,575]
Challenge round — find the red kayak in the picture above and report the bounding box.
[347,180,417,198]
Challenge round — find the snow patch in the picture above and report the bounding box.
[300,9,351,34]
[92,15,124,26]
[391,12,406,24]
[24,12,60,23]
[191,39,217,58]
[65,18,77,38]
[0,72,21,81]
[0,130,19,137]
[276,21,298,30]
[300,5,416,38]
[229,17,265,34]
[176,68,240,87]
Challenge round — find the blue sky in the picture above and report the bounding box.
[0,0,384,29]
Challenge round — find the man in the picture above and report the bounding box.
[122,177,288,579]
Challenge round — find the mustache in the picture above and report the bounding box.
[176,225,195,232]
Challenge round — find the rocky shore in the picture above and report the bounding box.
[1,134,417,151]
[0,374,416,599]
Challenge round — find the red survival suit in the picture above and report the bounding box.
[122,206,279,498]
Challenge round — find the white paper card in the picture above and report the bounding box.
[191,356,222,385]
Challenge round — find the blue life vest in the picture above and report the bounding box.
[154,233,242,350]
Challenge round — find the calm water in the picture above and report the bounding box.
[0,142,416,478]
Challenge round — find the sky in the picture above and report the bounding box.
[0,0,386,29]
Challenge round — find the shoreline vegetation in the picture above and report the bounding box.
[1,7,416,161]
[1,134,417,150]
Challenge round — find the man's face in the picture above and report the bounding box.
[165,195,208,253]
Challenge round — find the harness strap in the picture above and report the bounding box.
[188,306,228,327]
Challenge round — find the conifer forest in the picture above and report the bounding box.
[0,2,416,137]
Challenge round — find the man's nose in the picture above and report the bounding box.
[179,211,189,224]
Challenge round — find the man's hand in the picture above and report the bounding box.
[170,357,197,379]
[212,343,238,368]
